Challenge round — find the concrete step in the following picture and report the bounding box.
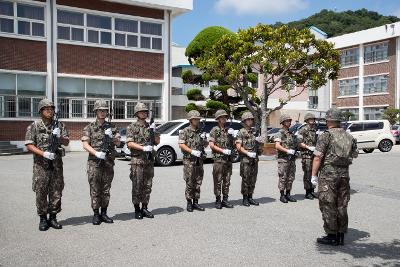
[0,142,26,156]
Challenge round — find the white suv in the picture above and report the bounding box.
[342,120,395,153]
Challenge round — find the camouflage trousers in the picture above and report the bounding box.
[212,159,232,197]
[318,165,350,234]
[302,157,313,190]
[87,160,114,210]
[183,158,204,200]
[32,159,64,216]
[277,159,296,191]
[130,160,154,205]
[240,157,258,195]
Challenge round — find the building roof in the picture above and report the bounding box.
[328,21,400,49]
[105,0,193,17]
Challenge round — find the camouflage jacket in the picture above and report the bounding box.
[298,124,317,158]
[81,120,119,161]
[235,127,263,158]
[274,128,296,160]
[178,125,206,160]
[209,125,234,160]
[126,120,160,162]
[25,119,69,163]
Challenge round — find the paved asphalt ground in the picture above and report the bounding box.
[1,146,400,266]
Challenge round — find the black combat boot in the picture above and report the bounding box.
[48,214,62,229]
[92,209,101,225]
[317,234,338,246]
[311,188,318,198]
[222,195,233,208]
[141,203,154,218]
[215,196,222,209]
[305,189,314,200]
[134,204,143,220]
[285,190,297,202]
[39,215,49,231]
[280,190,288,203]
[186,199,193,212]
[242,195,250,206]
[337,232,345,246]
[192,199,205,211]
[248,194,259,206]
[100,208,114,223]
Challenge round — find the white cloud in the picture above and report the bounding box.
[214,0,309,16]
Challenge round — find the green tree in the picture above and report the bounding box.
[382,108,400,125]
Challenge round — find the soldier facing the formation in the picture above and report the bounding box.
[208,109,235,209]
[82,100,121,225]
[312,108,358,246]
[25,99,70,231]
[126,102,160,219]
[235,111,264,207]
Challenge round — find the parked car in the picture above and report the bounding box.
[121,119,243,166]
[341,120,395,153]
[391,124,400,144]
[294,120,327,136]
[267,127,280,142]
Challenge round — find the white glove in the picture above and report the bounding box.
[95,151,106,159]
[149,123,156,130]
[246,151,257,158]
[43,151,55,160]
[142,145,153,152]
[222,149,231,155]
[191,150,202,158]
[287,149,295,155]
[227,128,235,135]
[104,128,113,138]
[311,176,319,187]
[52,128,61,138]
[255,136,264,143]
[200,133,206,139]
[307,146,316,152]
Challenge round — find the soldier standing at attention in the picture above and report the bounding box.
[235,111,263,207]
[274,114,297,203]
[311,108,358,246]
[82,100,121,225]
[25,99,69,231]
[208,109,235,209]
[126,102,160,220]
[179,110,207,212]
[298,113,318,200]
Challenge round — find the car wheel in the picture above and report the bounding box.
[156,146,176,166]
[362,148,374,153]
[378,139,393,152]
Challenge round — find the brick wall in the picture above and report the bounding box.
[0,38,46,72]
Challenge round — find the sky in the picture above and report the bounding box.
[172,0,400,46]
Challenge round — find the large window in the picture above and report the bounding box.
[340,108,359,120]
[364,75,388,94]
[0,1,45,37]
[364,42,388,64]
[57,77,162,119]
[308,89,318,109]
[340,48,359,67]
[0,72,46,118]
[57,8,163,51]
[339,78,359,96]
[364,107,386,120]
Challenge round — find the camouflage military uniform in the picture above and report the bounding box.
[236,128,263,196]
[25,120,68,216]
[274,129,296,191]
[179,126,206,200]
[209,125,233,197]
[298,124,317,191]
[126,120,159,205]
[82,120,119,210]
[314,128,358,235]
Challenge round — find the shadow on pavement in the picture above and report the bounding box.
[111,206,185,221]
[59,215,93,226]
[200,196,276,209]
[316,228,400,266]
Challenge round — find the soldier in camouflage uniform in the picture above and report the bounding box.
[298,113,318,200]
[311,108,358,246]
[25,99,70,231]
[179,110,208,212]
[274,114,298,203]
[235,111,264,207]
[208,109,235,209]
[126,102,160,219]
[82,100,121,225]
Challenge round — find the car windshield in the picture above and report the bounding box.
[157,121,182,134]
[268,128,280,134]
[391,125,399,130]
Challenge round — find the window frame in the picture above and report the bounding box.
[364,42,389,64]
[340,47,359,68]
[338,78,359,97]
[363,74,389,95]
